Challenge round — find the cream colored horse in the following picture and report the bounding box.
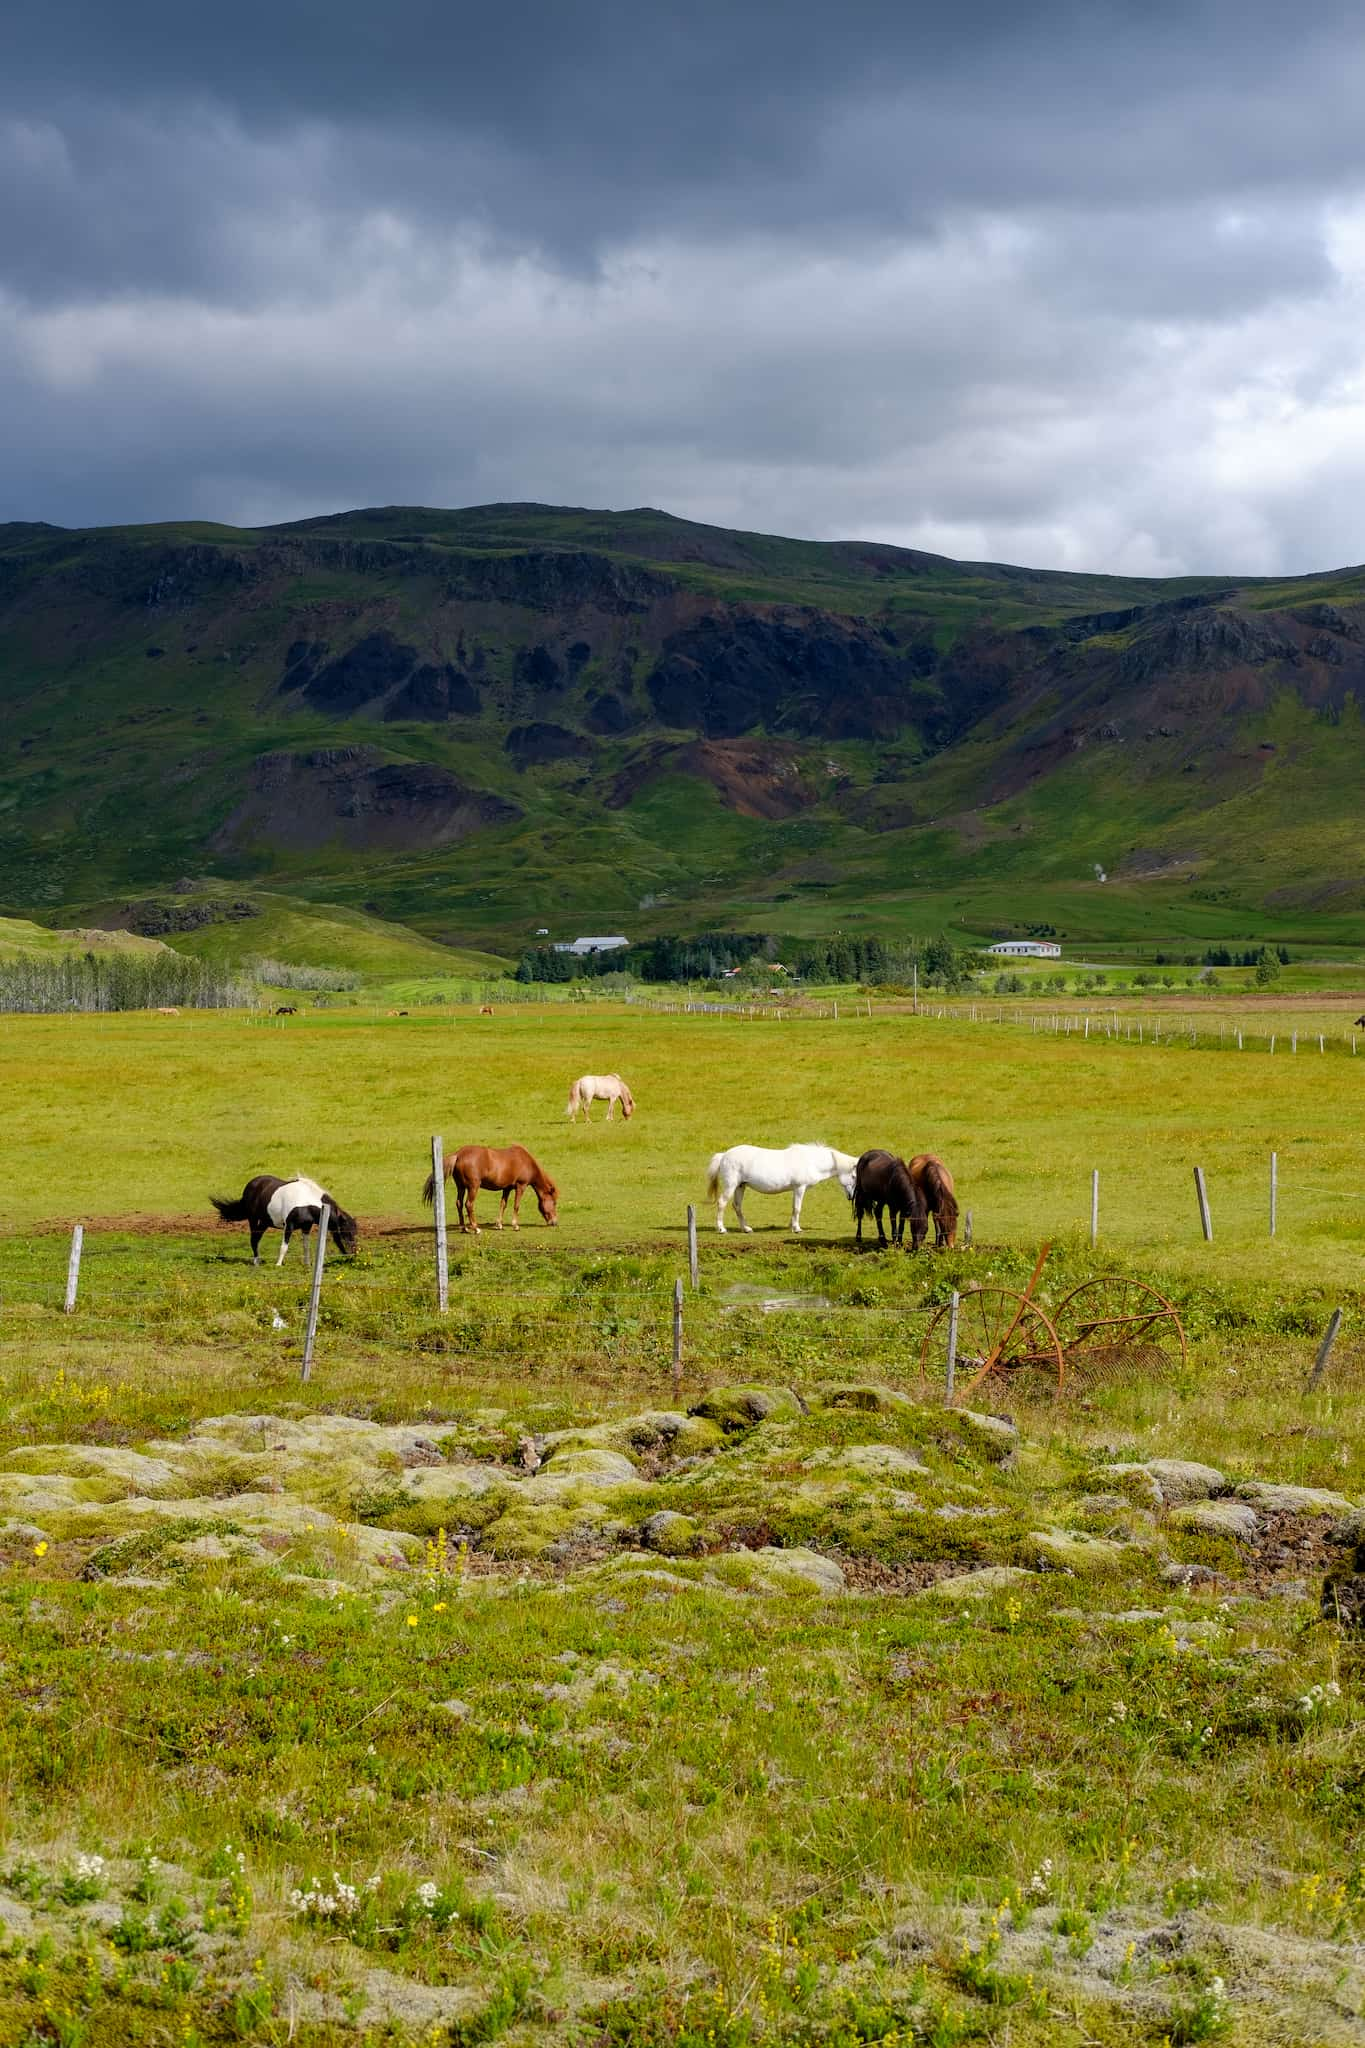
[566,1073,636,1122]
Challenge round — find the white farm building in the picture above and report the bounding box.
[553,935,630,956]
[986,940,1061,958]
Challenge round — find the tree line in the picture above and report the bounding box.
[513,931,982,990]
[0,952,255,1013]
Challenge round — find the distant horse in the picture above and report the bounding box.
[706,1143,858,1234]
[907,1153,959,1248]
[853,1150,927,1249]
[1356,1014,1365,1028]
[479,1005,494,1016]
[567,1073,635,1122]
[423,1144,558,1234]
[156,1007,181,1017]
[210,1174,360,1267]
[275,1005,297,1016]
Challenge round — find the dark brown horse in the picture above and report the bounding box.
[423,1144,558,1234]
[907,1153,959,1248]
[853,1150,927,1249]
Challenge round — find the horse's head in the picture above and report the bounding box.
[837,1168,857,1202]
[536,1180,559,1226]
[621,1094,635,1119]
[327,1204,359,1255]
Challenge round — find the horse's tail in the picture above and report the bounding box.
[209,1193,250,1223]
[421,1164,443,1206]
[705,1151,726,1200]
[566,1079,580,1118]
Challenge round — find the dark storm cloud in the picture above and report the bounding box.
[6,0,1365,567]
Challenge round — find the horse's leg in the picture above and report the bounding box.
[734,1182,753,1233]
[249,1221,263,1267]
[512,1184,526,1228]
[790,1183,805,1233]
[467,1185,481,1235]
[276,1223,292,1268]
[876,1201,888,1247]
[716,1183,728,1232]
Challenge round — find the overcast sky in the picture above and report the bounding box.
[6,1,1365,571]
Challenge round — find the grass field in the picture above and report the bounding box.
[0,1005,1363,2046]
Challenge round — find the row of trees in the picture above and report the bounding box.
[513,931,984,992]
[0,952,254,1014]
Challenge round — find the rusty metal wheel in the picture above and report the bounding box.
[1052,1275,1187,1389]
[919,1285,1066,1404]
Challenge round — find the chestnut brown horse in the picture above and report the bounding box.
[422,1144,559,1234]
[907,1153,959,1248]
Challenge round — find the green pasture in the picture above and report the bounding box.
[2,1003,1361,1280]
[0,1005,1364,2045]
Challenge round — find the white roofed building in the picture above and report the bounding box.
[553,935,630,955]
[986,940,1061,958]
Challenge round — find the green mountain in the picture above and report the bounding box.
[2,501,1364,963]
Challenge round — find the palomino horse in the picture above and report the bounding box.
[853,1150,927,1249]
[210,1174,360,1267]
[706,1142,858,1234]
[566,1073,635,1122]
[423,1144,558,1234]
[907,1153,959,1248]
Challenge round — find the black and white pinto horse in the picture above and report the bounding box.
[210,1174,359,1267]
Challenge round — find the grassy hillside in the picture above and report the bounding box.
[2,503,1364,956]
[0,915,169,960]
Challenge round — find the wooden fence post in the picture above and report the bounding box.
[945,1290,960,1405]
[1307,1308,1343,1391]
[431,1136,449,1313]
[300,1202,331,1384]
[687,1203,699,1291]
[64,1225,83,1314]
[1193,1167,1212,1243]
[1090,1169,1099,1249]
[1269,1152,1277,1239]
[672,1277,683,1392]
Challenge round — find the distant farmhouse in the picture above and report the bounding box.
[986,940,1061,959]
[553,935,630,956]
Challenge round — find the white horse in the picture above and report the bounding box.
[705,1143,859,1234]
[567,1073,636,1122]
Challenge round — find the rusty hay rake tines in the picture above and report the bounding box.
[919,1252,1188,1404]
[1051,1274,1188,1391]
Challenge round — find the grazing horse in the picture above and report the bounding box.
[567,1073,635,1122]
[907,1153,959,1248]
[210,1174,360,1267]
[423,1144,558,1234]
[706,1142,858,1234]
[274,1005,297,1016]
[853,1150,928,1249]
[478,1005,494,1016]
